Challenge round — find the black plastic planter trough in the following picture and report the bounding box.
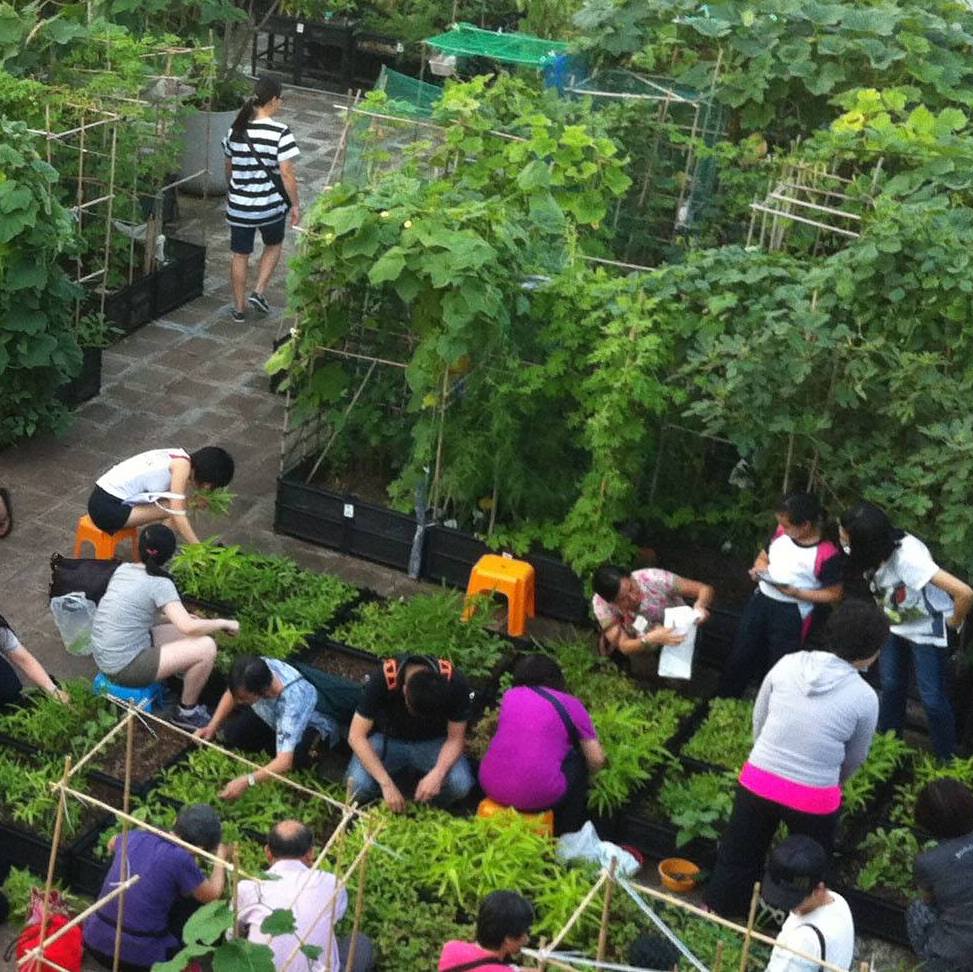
[56,347,103,408]
[275,465,590,623]
[101,238,205,336]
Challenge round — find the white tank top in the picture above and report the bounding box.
[96,448,189,505]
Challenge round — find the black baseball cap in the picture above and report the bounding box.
[762,835,828,912]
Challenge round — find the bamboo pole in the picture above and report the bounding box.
[37,758,72,972]
[342,842,370,972]
[110,703,355,813]
[54,784,259,879]
[17,876,140,968]
[713,941,724,972]
[111,713,136,972]
[545,870,610,954]
[738,882,760,972]
[595,859,616,964]
[69,696,137,780]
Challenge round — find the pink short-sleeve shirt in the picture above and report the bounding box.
[591,568,681,634]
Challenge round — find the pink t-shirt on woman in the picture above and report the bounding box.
[478,686,597,811]
[438,941,512,970]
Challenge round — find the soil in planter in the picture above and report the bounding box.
[316,461,398,508]
[92,719,190,787]
[303,646,379,683]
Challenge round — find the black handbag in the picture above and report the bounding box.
[49,553,121,604]
[241,130,291,210]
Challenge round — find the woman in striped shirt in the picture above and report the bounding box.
[223,76,300,322]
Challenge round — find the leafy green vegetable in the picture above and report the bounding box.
[843,731,913,816]
[335,591,505,679]
[857,827,933,896]
[682,698,754,770]
[890,752,973,827]
[658,768,737,847]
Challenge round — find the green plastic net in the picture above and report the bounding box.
[423,22,569,67]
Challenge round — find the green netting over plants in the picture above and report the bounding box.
[381,66,444,119]
[342,67,445,184]
[423,22,569,67]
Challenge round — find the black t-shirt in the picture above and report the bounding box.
[356,656,473,741]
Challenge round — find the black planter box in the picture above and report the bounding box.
[353,31,403,85]
[57,347,102,407]
[102,238,206,335]
[422,524,490,588]
[835,883,908,946]
[275,466,419,572]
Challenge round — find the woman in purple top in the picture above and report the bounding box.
[479,654,606,835]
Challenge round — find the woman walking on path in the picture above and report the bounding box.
[223,76,300,322]
[840,500,973,760]
[90,524,239,729]
[704,598,888,917]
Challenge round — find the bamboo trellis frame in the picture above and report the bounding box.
[22,701,376,972]
[524,869,881,972]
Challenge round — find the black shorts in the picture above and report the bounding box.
[87,485,131,533]
[229,218,286,255]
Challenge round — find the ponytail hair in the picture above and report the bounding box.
[230,76,282,138]
[139,523,177,581]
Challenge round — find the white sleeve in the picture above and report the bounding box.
[764,927,820,972]
[0,626,20,655]
[896,536,939,592]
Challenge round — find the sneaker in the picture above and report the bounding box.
[170,704,211,730]
[232,309,246,323]
[248,291,270,315]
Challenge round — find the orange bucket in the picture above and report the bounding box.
[658,857,700,893]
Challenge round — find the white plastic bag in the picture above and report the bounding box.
[658,605,699,679]
[50,592,97,656]
[557,821,640,876]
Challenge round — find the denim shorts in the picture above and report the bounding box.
[229,218,286,255]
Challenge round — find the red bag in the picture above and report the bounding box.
[12,890,83,972]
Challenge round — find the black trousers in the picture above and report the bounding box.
[703,784,839,917]
[0,654,22,707]
[553,748,590,836]
[717,590,803,698]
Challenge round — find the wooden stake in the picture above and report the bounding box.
[738,881,761,972]
[37,757,71,972]
[595,859,616,964]
[546,870,609,954]
[112,711,136,972]
[714,940,724,972]
[342,842,370,972]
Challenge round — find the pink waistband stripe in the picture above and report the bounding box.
[739,762,842,815]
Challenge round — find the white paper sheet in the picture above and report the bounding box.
[658,605,698,679]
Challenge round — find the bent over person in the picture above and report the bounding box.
[346,654,475,812]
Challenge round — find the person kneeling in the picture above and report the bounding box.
[346,655,475,812]
[90,524,238,728]
[479,654,605,835]
[84,804,227,972]
[237,819,374,971]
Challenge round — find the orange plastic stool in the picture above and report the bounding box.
[73,514,140,561]
[462,554,535,637]
[477,798,554,837]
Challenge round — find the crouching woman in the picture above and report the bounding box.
[479,654,605,835]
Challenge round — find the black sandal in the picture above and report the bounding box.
[0,488,11,539]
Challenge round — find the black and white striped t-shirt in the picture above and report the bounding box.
[222,118,300,227]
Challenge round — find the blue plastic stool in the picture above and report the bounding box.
[93,673,164,712]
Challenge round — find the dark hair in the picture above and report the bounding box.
[174,803,222,852]
[267,820,313,860]
[229,655,273,697]
[404,668,453,719]
[776,492,823,528]
[476,890,533,951]
[592,565,627,602]
[230,76,282,138]
[189,446,235,489]
[915,779,973,840]
[840,501,904,574]
[825,597,890,662]
[140,523,177,579]
[629,933,681,969]
[511,654,566,692]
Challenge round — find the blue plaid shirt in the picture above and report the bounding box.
[251,658,339,754]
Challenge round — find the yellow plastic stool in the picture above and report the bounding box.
[477,798,554,837]
[462,554,535,637]
[73,514,140,561]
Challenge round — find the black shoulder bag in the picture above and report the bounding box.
[241,130,291,210]
[798,922,826,971]
[529,686,581,748]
